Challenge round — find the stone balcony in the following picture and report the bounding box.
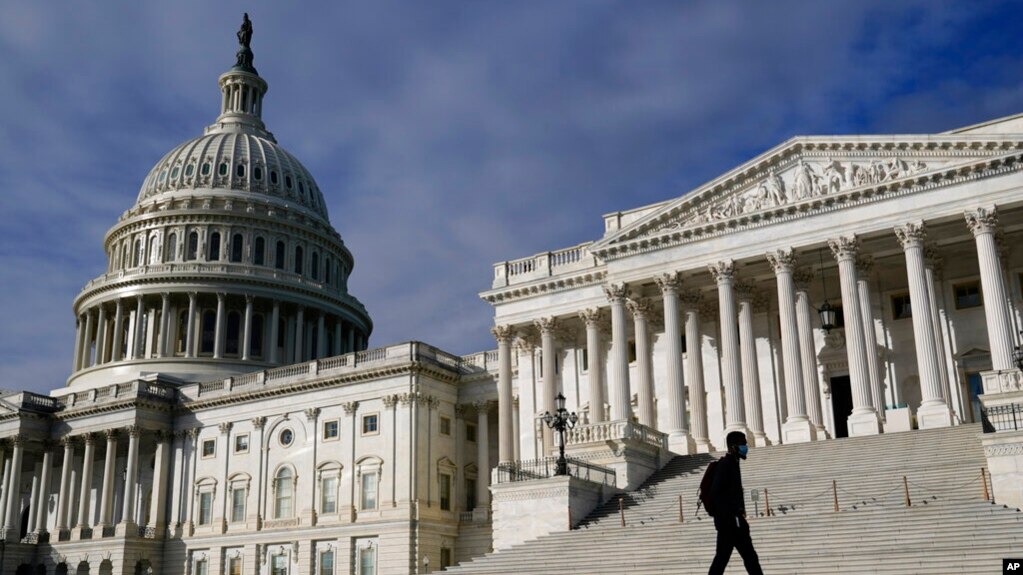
[490,242,602,289]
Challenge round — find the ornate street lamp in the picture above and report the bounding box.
[1013,331,1023,371]
[816,248,837,333]
[543,392,578,476]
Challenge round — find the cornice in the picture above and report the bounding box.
[480,269,607,305]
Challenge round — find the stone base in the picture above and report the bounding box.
[917,402,953,429]
[668,431,696,455]
[695,438,713,453]
[980,429,1023,511]
[848,410,882,437]
[781,418,817,444]
[884,407,913,433]
[490,475,612,551]
[115,520,136,537]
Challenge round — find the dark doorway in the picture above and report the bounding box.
[830,375,853,438]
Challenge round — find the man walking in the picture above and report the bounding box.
[708,431,764,575]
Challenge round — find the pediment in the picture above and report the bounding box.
[593,135,1023,258]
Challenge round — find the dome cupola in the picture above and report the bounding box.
[67,15,372,390]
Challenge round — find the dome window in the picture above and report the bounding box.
[218,162,228,176]
[254,237,266,266]
[254,166,263,181]
[299,181,305,198]
[186,232,199,261]
[208,232,221,261]
[171,166,180,179]
[201,162,211,176]
[270,170,279,185]
[275,241,286,270]
[230,233,244,263]
[311,251,319,280]
[294,246,304,275]
[236,164,245,178]
[285,175,293,189]
[159,170,167,182]
[226,311,241,355]
[185,164,195,177]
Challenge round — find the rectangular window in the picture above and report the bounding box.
[195,559,209,575]
[359,546,376,575]
[466,478,477,510]
[271,555,287,575]
[954,281,983,309]
[319,550,335,575]
[198,491,213,525]
[231,487,246,523]
[234,434,249,454]
[466,423,477,443]
[323,419,339,441]
[202,438,216,458]
[439,416,451,436]
[361,472,378,510]
[228,557,242,575]
[321,476,338,514]
[362,414,379,435]
[439,473,452,511]
[891,293,912,320]
[627,340,637,363]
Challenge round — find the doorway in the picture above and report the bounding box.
[830,375,853,438]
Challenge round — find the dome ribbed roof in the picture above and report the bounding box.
[136,131,329,220]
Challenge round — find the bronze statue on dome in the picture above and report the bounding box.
[234,13,256,71]
[237,13,253,48]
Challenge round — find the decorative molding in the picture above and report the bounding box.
[578,308,603,327]
[533,317,557,335]
[985,443,1023,457]
[894,221,927,249]
[626,298,653,319]
[766,249,797,273]
[653,272,682,294]
[603,282,628,302]
[828,235,860,261]
[218,422,233,435]
[251,416,267,430]
[679,289,703,310]
[382,394,399,409]
[491,325,515,343]
[707,260,735,282]
[342,401,360,414]
[965,206,998,236]
[304,408,320,422]
[855,255,874,276]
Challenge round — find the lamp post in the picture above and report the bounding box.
[423,555,430,574]
[543,392,578,476]
[816,248,837,333]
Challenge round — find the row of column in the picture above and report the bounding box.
[73,293,365,372]
[491,206,1019,456]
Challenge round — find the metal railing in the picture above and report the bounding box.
[495,457,616,487]
[982,403,1023,432]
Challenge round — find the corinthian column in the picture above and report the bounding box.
[604,283,633,421]
[132,295,145,359]
[184,292,197,358]
[534,317,559,416]
[242,295,254,360]
[492,325,515,465]
[120,426,141,528]
[157,293,170,358]
[735,281,766,446]
[709,261,748,439]
[578,309,606,424]
[475,401,491,511]
[34,444,54,534]
[75,434,96,531]
[828,236,881,436]
[793,269,826,435]
[98,429,119,528]
[56,437,75,531]
[681,290,710,452]
[2,436,25,534]
[655,273,694,454]
[894,222,952,428]
[213,292,226,359]
[766,249,816,443]
[95,305,108,365]
[855,257,886,418]
[965,207,1018,372]
[628,298,655,427]
[82,310,95,369]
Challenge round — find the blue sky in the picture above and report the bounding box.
[2,1,1023,394]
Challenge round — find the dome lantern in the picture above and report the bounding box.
[209,13,271,138]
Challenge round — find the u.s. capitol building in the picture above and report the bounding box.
[2,16,1022,575]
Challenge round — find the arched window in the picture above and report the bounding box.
[254,166,263,181]
[253,237,265,266]
[274,467,294,518]
[311,251,319,280]
[148,236,159,264]
[285,175,293,190]
[250,315,264,358]
[275,241,286,270]
[325,256,331,284]
[187,232,199,261]
[133,239,142,267]
[230,234,244,263]
[218,162,228,176]
[236,164,245,178]
[226,311,241,356]
[185,163,195,177]
[200,310,216,355]
[294,246,304,275]
[176,310,188,355]
[201,162,211,176]
[208,232,221,261]
[270,170,279,185]
[165,233,177,262]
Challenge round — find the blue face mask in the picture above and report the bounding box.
[738,445,749,457]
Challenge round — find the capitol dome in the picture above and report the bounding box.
[67,29,372,390]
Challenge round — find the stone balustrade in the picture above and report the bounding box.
[492,242,600,288]
[566,419,668,451]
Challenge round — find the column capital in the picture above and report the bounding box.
[734,280,757,302]
[216,292,227,301]
[855,255,875,276]
[342,400,360,414]
[10,435,27,448]
[245,294,255,304]
[185,428,200,439]
[793,268,815,291]
[153,430,171,443]
[894,221,927,249]
[473,399,493,414]
[679,289,703,309]
[59,436,76,448]
[533,317,558,335]
[304,407,320,422]
[125,425,141,438]
[602,282,628,302]
[382,394,400,409]
[491,325,515,343]
[41,438,56,451]
[514,334,538,353]
[135,294,143,303]
[708,260,736,283]
[766,249,798,273]
[188,291,198,301]
[626,298,653,319]
[454,403,468,419]
[578,308,603,327]
[923,245,943,274]
[251,416,267,430]
[654,272,683,294]
[81,432,97,445]
[160,291,170,300]
[217,422,233,435]
[828,235,860,261]
[965,206,998,236]
[104,429,120,441]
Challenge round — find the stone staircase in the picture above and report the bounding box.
[447,424,1023,574]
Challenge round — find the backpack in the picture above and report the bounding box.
[697,458,722,517]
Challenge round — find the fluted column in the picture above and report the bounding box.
[579,309,606,424]
[628,299,656,427]
[111,300,125,362]
[493,326,515,464]
[793,270,826,435]
[294,306,305,363]
[535,317,558,455]
[895,222,953,428]
[132,295,145,359]
[269,300,281,363]
[709,261,748,436]
[34,444,54,533]
[735,281,766,445]
[317,312,327,359]
[829,236,881,436]
[0,457,10,531]
[157,293,171,358]
[184,292,197,358]
[3,436,25,534]
[82,310,95,369]
[75,434,96,530]
[922,250,949,404]
[27,470,39,534]
[854,257,886,417]
[681,290,710,451]
[95,305,108,365]
[966,207,1017,371]
[604,283,633,421]
[72,315,84,371]
[767,250,816,443]
[242,295,254,360]
[121,426,140,526]
[655,274,693,453]
[56,437,75,531]
[475,401,490,510]
[213,292,226,359]
[150,431,171,536]
[98,430,118,528]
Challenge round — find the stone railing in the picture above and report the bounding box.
[495,457,617,487]
[457,350,509,374]
[566,419,668,450]
[52,379,177,412]
[981,368,1023,397]
[492,242,600,288]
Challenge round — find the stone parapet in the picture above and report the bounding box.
[490,475,610,551]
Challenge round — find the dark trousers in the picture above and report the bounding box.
[708,515,764,575]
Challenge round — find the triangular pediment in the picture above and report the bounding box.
[593,134,1023,257]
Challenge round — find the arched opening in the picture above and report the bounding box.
[311,251,319,280]
[15,564,31,575]
[133,239,142,267]
[251,315,265,358]
[226,311,241,356]
[208,232,221,261]
[275,467,294,518]
[19,504,30,539]
[275,241,286,270]
[76,562,90,575]
[98,560,113,575]
[254,237,266,266]
[148,235,159,264]
[294,246,304,275]
[200,310,216,355]
[34,565,46,575]
[165,232,177,262]
[325,256,331,284]
[56,564,69,575]
[187,232,199,261]
[176,310,189,354]
[134,559,153,575]
[230,233,244,263]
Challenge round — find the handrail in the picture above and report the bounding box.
[495,457,616,487]
[982,403,1023,432]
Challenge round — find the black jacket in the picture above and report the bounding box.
[710,453,745,518]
